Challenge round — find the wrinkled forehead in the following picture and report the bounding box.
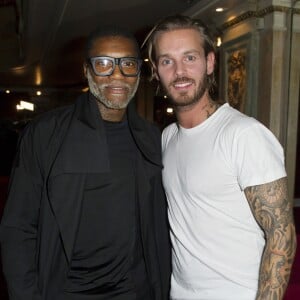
[89,36,139,58]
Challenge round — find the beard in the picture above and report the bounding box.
[164,73,208,109]
[86,68,139,110]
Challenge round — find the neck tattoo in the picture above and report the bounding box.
[205,102,220,119]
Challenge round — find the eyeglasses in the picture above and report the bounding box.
[88,56,142,77]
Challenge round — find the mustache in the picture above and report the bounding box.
[101,81,132,90]
[103,80,129,86]
[171,77,195,85]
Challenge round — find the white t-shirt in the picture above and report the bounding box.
[162,103,286,300]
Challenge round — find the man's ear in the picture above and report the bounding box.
[206,52,215,75]
[152,66,159,81]
[83,63,88,79]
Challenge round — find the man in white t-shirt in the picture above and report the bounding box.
[145,15,296,300]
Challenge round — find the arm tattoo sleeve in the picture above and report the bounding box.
[244,177,297,300]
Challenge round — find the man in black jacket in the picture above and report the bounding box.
[0,26,171,300]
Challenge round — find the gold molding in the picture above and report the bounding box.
[221,5,298,31]
[294,8,300,14]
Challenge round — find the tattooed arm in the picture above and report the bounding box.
[244,177,297,300]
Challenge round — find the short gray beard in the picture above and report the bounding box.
[86,69,139,110]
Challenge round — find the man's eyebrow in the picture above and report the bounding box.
[157,49,201,59]
[183,49,201,55]
[157,53,171,60]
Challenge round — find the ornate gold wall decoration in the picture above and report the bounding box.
[227,50,247,112]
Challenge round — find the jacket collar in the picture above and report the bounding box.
[127,102,162,167]
[74,92,162,167]
[75,92,100,130]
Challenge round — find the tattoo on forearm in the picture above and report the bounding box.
[244,177,297,300]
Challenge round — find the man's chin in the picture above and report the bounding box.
[98,98,131,110]
[170,96,193,107]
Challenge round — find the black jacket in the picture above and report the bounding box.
[0,93,171,300]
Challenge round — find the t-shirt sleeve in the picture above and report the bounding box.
[232,122,287,190]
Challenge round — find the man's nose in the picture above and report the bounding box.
[174,60,187,76]
[110,64,124,78]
